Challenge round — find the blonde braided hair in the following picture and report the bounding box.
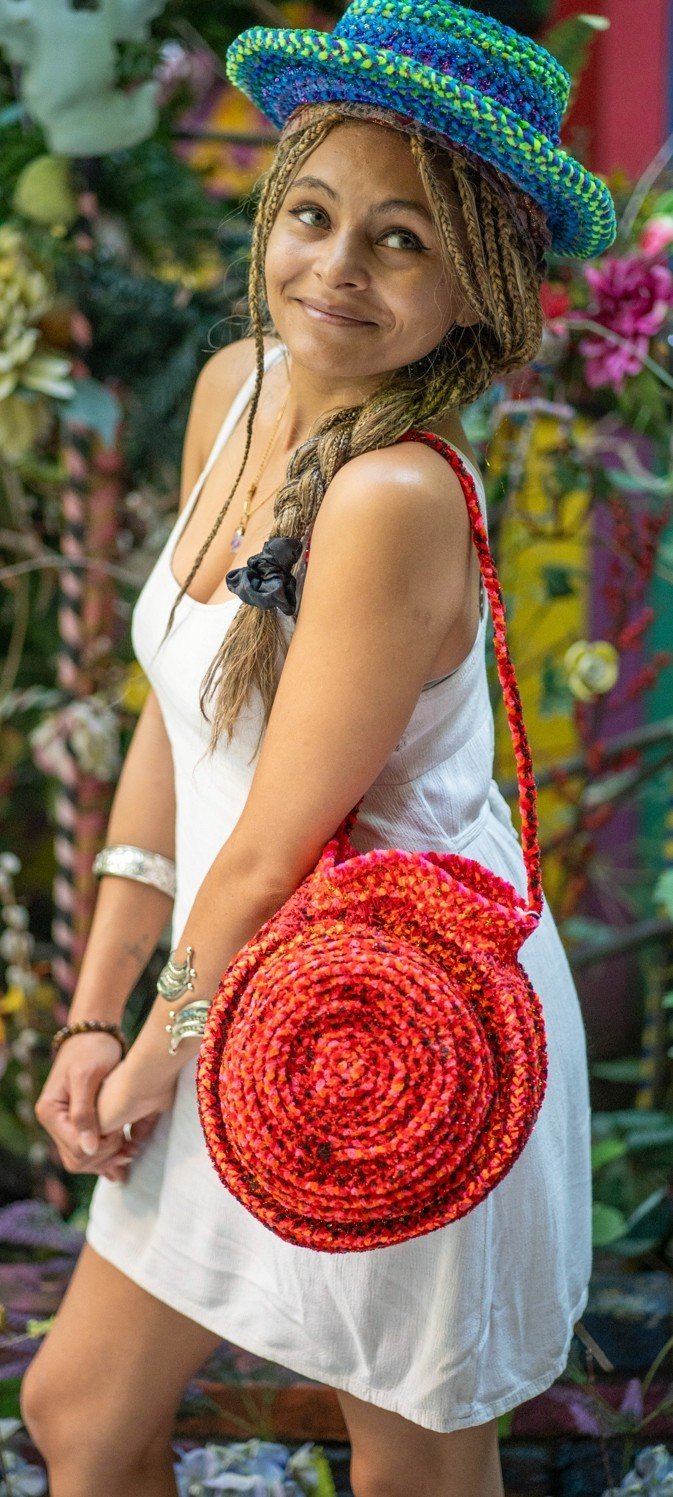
[161,103,545,759]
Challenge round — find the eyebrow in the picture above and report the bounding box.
[288,174,434,224]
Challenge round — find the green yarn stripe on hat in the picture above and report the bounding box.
[226,0,616,260]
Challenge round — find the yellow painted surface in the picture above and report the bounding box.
[491,415,592,906]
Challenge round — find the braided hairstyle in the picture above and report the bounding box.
[161,102,546,759]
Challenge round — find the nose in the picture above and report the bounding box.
[314,226,370,289]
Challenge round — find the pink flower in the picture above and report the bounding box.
[639,214,673,257]
[576,254,673,392]
[155,43,216,108]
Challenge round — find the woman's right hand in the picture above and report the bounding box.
[34,1031,161,1181]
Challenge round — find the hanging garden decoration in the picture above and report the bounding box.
[0,0,168,155]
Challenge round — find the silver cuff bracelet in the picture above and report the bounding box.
[157,945,197,1003]
[92,844,176,899]
[165,999,211,1056]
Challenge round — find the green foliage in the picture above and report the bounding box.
[0,1379,22,1420]
[543,14,610,78]
[59,249,247,474]
[0,116,46,218]
[463,1,554,35]
[155,0,342,54]
[542,564,578,599]
[94,137,226,268]
[591,1111,673,1259]
[592,1201,628,1246]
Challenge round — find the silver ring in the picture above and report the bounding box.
[122,1122,134,1143]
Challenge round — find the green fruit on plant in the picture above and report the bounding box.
[13,155,78,229]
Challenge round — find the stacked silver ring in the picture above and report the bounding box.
[165,1000,212,1056]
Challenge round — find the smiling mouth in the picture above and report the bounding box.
[296,300,375,326]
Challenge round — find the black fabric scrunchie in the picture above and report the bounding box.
[226,536,303,617]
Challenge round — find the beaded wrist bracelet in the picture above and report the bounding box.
[51,1020,128,1059]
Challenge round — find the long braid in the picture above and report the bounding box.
[170,105,544,758]
[159,112,345,646]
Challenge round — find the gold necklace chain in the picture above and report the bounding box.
[230,390,289,553]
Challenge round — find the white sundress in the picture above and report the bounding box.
[86,341,592,1434]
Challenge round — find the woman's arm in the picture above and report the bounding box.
[34,343,250,1172]
[96,437,474,1133]
[67,688,177,1026]
[35,688,181,1171]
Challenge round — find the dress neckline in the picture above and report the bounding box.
[167,343,286,612]
[166,342,488,613]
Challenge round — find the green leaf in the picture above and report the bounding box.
[544,14,610,76]
[561,916,615,947]
[542,565,577,599]
[625,1126,673,1151]
[599,1109,673,1130]
[625,1186,669,1231]
[662,992,673,1009]
[592,1136,628,1171]
[0,1379,22,1419]
[62,379,122,448]
[0,1103,29,1155]
[0,104,22,129]
[590,1058,644,1083]
[609,467,673,496]
[656,870,673,917]
[603,1190,673,1259]
[497,1410,515,1439]
[309,1446,338,1497]
[539,655,573,717]
[592,1201,628,1246]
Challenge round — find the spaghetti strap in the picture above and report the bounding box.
[202,342,286,485]
[171,342,287,555]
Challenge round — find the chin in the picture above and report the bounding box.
[285,316,387,369]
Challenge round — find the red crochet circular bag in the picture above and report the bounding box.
[197,431,547,1252]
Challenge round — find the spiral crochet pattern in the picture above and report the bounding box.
[225,0,616,260]
[197,432,549,1251]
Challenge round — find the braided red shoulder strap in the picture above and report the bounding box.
[403,429,542,920]
[304,429,543,922]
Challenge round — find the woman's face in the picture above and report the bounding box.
[264,119,478,380]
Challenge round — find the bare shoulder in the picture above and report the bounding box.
[178,334,283,512]
[196,333,282,409]
[309,437,472,611]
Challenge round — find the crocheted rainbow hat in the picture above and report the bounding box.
[226,0,616,260]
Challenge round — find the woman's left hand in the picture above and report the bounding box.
[96,1056,177,1135]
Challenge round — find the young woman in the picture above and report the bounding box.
[26,4,616,1494]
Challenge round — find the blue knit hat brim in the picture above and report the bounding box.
[226,27,616,261]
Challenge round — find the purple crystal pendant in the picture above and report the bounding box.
[230,528,244,552]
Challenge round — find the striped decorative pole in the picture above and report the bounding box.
[52,409,95,1006]
[72,441,123,977]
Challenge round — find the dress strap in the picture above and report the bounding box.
[170,343,286,559]
[201,342,286,485]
